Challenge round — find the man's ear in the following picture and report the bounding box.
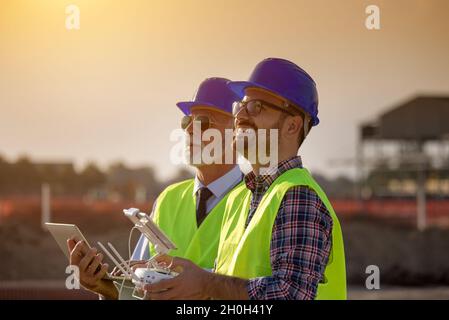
[285,115,303,139]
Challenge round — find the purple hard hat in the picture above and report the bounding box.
[177,77,242,116]
[227,58,320,126]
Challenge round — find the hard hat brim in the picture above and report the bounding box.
[227,81,255,99]
[176,101,232,116]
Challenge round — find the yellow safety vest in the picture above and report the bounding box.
[215,168,347,299]
[149,179,243,269]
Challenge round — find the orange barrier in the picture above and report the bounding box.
[1,196,448,227]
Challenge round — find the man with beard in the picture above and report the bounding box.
[142,58,346,300]
[67,77,243,299]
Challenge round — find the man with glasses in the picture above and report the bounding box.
[67,77,244,299]
[143,58,346,300]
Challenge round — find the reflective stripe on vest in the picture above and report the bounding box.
[149,179,243,270]
[215,168,347,299]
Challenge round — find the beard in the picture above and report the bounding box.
[183,132,205,166]
[184,144,206,166]
[233,127,257,161]
[233,119,283,165]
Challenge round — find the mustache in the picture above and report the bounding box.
[235,120,257,130]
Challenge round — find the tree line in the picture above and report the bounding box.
[0,154,193,200]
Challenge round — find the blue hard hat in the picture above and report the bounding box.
[177,77,242,116]
[227,58,320,126]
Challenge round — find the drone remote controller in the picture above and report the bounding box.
[131,267,177,299]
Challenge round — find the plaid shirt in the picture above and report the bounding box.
[245,156,333,300]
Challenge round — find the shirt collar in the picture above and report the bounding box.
[194,165,243,198]
[244,155,303,192]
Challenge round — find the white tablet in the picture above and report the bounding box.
[45,222,125,281]
[45,223,91,259]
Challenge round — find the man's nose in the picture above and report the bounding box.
[185,121,194,135]
[234,107,250,125]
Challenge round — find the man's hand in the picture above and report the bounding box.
[143,254,212,300]
[67,238,117,299]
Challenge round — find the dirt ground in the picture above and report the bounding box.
[348,286,449,300]
[1,215,449,297]
[343,217,449,286]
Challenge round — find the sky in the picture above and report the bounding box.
[1,0,448,180]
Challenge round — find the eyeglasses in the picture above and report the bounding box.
[232,99,297,117]
[181,115,217,131]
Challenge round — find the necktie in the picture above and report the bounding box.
[196,187,213,227]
